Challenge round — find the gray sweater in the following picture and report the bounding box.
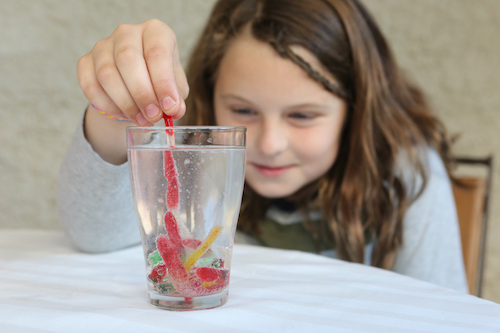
[57,118,468,293]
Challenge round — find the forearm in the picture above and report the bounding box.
[58,115,140,252]
[84,104,131,165]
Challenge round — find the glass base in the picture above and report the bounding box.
[148,289,229,311]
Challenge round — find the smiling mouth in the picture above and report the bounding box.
[252,164,292,177]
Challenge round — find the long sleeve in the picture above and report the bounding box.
[392,149,468,293]
[57,115,140,253]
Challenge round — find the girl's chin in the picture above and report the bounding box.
[246,182,299,199]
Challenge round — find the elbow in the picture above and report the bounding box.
[63,225,141,253]
[60,213,141,253]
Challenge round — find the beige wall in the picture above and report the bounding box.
[1,0,499,302]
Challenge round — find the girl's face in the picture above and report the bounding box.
[214,32,347,198]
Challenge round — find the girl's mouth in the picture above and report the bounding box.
[252,164,293,177]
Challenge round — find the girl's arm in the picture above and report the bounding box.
[57,112,140,252]
[76,19,188,164]
[58,20,188,251]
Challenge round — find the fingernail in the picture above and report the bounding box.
[136,113,150,126]
[145,104,160,118]
[162,97,176,111]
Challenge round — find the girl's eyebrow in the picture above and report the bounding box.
[284,103,330,112]
[220,94,331,111]
[220,94,252,103]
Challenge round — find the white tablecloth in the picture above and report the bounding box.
[0,229,499,333]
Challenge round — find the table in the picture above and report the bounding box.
[1,229,499,333]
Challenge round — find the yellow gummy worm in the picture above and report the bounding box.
[184,225,223,270]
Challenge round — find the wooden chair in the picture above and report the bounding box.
[451,156,493,297]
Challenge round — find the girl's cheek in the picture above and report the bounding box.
[242,127,257,152]
[298,127,341,158]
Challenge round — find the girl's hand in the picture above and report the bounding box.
[77,19,189,126]
[76,19,189,165]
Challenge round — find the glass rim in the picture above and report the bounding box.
[126,126,246,132]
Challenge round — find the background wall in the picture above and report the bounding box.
[1,0,499,302]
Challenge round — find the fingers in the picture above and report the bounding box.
[112,23,161,124]
[142,20,188,119]
[78,34,152,126]
[77,51,135,123]
[77,19,189,127]
[97,39,152,125]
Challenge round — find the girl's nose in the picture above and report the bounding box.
[256,120,289,157]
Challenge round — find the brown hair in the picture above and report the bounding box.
[180,0,453,269]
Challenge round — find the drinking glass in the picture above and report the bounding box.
[127,126,246,310]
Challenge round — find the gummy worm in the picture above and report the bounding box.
[164,212,183,255]
[156,234,188,283]
[162,114,179,210]
[163,114,174,136]
[184,226,223,270]
[163,150,179,210]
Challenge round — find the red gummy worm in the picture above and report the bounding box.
[163,150,179,210]
[162,113,179,210]
[164,212,183,255]
[148,262,167,283]
[156,234,188,282]
[163,114,174,136]
[196,267,223,282]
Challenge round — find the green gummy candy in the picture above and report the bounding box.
[210,257,224,268]
[196,251,215,267]
[196,251,225,268]
[148,251,163,266]
[157,282,175,294]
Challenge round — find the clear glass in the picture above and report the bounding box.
[127,126,246,311]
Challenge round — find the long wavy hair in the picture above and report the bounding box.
[180,0,454,269]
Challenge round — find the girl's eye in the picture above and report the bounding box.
[289,112,315,120]
[232,108,255,116]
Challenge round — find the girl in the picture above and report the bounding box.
[58,0,468,293]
